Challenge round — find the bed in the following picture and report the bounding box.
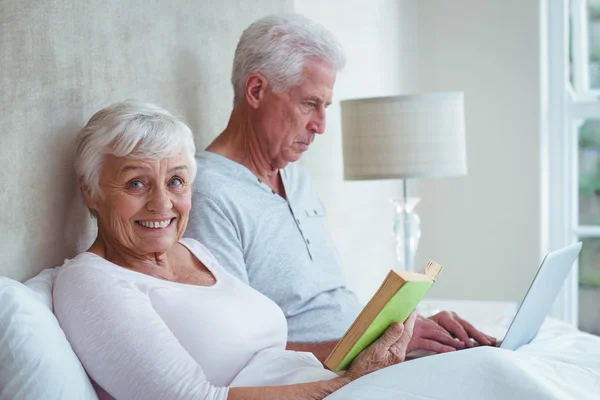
[2,268,598,399]
[326,315,600,399]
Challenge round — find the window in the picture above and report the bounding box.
[547,0,600,335]
[576,119,600,334]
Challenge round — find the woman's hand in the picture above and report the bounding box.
[346,311,418,380]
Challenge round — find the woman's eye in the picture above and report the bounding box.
[169,177,183,187]
[128,180,144,189]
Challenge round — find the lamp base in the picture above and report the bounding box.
[391,197,422,272]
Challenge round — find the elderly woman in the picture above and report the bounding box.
[52,100,417,400]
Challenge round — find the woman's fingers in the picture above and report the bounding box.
[378,321,405,349]
[347,312,420,380]
[403,310,418,335]
[348,321,404,375]
[396,312,418,349]
[389,311,418,360]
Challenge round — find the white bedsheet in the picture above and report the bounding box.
[325,318,600,400]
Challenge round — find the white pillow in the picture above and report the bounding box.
[23,267,59,310]
[0,273,98,400]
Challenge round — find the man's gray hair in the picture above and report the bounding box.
[75,100,197,203]
[231,13,346,105]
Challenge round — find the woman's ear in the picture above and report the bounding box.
[80,180,98,213]
[244,72,267,108]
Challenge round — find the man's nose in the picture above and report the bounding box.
[309,107,327,134]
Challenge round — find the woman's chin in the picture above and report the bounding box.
[136,237,178,255]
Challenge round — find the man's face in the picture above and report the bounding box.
[254,59,336,168]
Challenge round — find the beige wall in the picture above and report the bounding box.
[414,0,543,302]
[1,0,544,306]
[0,0,292,282]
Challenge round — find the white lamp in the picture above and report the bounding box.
[341,92,467,271]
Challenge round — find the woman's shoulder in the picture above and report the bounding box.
[54,252,127,294]
[178,238,239,283]
[179,237,211,255]
[179,238,224,270]
[58,252,108,275]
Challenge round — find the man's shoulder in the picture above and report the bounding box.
[193,152,246,198]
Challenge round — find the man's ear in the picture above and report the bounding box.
[244,72,268,108]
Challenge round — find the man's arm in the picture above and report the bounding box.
[286,340,339,366]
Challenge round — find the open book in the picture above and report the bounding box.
[324,260,443,371]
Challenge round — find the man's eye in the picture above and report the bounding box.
[128,180,144,189]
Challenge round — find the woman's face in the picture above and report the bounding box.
[87,152,192,257]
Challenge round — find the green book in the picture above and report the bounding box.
[324,260,443,372]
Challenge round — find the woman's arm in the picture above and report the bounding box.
[54,265,416,400]
[228,375,352,400]
[286,340,339,365]
[229,312,418,400]
[54,265,229,400]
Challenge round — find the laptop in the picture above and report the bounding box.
[498,242,583,350]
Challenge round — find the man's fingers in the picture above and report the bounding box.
[413,338,457,353]
[486,334,498,345]
[419,318,459,341]
[455,316,491,346]
[444,317,473,347]
[421,328,465,349]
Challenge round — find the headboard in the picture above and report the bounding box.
[0,0,291,281]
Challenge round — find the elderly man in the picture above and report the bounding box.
[185,13,494,363]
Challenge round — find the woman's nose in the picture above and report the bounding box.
[147,187,172,212]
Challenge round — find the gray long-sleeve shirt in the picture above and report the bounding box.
[185,151,361,342]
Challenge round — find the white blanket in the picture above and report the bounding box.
[325,318,600,400]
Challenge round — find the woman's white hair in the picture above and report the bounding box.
[231,13,346,105]
[75,100,197,203]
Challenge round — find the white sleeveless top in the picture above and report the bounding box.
[53,238,336,400]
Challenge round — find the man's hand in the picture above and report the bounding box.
[407,315,466,354]
[407,312,497,354]
[428,311,497,349]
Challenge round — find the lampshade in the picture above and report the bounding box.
[341,92,467,181]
